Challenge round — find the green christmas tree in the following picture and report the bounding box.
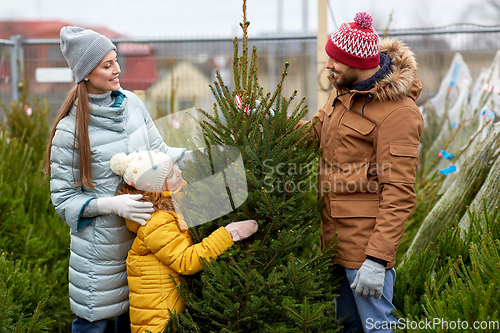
[164,1,341,332]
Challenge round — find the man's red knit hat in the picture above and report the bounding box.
[325,12,380,70]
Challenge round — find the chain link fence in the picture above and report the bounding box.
[0,42,10,107]
[1,26,500,121]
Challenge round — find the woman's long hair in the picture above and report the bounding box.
[44,81,94,188]
[116,184,176,213]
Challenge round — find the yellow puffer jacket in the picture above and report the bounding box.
[125,189,234,333]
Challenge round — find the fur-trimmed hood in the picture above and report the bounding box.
[373,38,421,102]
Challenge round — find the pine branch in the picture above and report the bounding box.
[232,38,241,96]
[240,0,249,94]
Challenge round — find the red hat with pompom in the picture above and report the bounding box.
[325,12,380,69]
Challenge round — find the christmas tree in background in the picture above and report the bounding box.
[164,1,341,332]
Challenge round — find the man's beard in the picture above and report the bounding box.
[333,67,358,88]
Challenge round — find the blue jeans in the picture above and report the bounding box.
[336,266,398,333]
[72,312,131,333]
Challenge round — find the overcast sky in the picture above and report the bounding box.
[0,0,489,38]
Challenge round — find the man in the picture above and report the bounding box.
[295,12,424,332]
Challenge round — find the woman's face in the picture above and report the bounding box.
[163,161,184,192]
[84,50,121,94]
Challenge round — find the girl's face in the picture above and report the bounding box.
[84,50,121,94]
[163,161,184,192]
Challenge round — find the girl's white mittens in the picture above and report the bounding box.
[225,220,258,242]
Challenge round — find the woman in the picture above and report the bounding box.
[44,26,187,332]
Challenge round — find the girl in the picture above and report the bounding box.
[44,27,188,332]
[110,150,258,332]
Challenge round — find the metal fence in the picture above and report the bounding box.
[1,25,500,121]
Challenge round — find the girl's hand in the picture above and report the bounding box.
[225,220,258,242]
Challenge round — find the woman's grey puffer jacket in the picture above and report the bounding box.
[49,89,185,322]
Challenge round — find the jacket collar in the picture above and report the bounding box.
[127,182,188,233]
[111,89,126,107]
[161,182,188,230]
[372,38,421,102]
[350,53,392,92]
[73,88,127,119]
[161,181,187,199]
[71,89,127,131]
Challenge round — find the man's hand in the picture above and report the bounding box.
[97,194,154,226]
[350,259,385,299]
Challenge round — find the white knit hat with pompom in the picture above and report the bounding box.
[110,149,172,192]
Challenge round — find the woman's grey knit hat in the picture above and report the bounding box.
[60,26,116,83]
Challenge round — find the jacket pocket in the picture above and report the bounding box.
[390,143,419,157]
[331,198,379,218]
[341,111,376,135]
[337,112,376,165]
[388,143,419,183]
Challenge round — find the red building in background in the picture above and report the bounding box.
[118,42,158,91]
[0,21,157,102]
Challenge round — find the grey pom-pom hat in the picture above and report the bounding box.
[60,26,116,83]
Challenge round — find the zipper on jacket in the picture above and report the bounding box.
[361,93,374,118]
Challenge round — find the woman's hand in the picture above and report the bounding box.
[97,194,154,225]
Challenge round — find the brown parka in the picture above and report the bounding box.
[297,38,424,269]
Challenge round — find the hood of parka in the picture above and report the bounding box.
[372,38,421,102]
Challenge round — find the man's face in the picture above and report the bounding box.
[326,57,359,88]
